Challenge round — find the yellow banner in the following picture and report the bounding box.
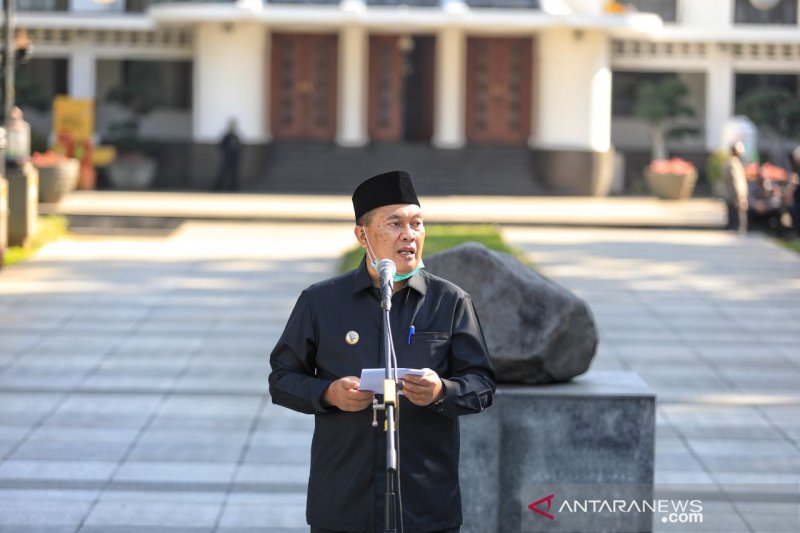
[52,96,94,143]
[52,96,96,188]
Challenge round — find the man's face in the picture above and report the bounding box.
[357,203,425,275]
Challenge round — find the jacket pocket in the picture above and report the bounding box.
[405,331,450,373]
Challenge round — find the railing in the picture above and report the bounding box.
[18,0,68,11]
[16,0,234,13]
[734,0,798,24]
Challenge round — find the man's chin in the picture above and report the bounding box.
[394,259,417,273]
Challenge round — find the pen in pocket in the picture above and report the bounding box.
[407,325,415,345]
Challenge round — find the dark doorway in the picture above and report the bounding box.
[368,34,434,142]
[403,35,435,142]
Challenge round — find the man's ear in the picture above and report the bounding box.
[353,226,368,248]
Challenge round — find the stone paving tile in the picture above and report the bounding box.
[10,441,130,462]
[0,500,93,528]
[0,460,118,481]
[0,488,99,501]
[43,412,151,429]
[0,393,64,415]
[112,461,238,484]
[127,443,245,463]
[54,393,163,416]
[27,426,141,444]
[97,489,226,504]
[217,495,307,529]
[82,501,222,529]
[148,415,254,432]
[234,463,310,484]
[243,444,311,465]
[91,518,222,531]
[7,353,106,373]
[0,374,87,392]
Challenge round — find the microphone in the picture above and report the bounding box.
[377,259,396,310]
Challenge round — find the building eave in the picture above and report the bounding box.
[148,2,662,33]
[15,12,155,31]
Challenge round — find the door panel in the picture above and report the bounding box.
[466,37,532,143]
[271,33,338,140]
[368,35,404,142]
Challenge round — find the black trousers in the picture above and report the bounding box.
[311,526,461,533]
[725,201,747,233]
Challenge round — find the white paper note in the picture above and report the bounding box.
[358,368,425,392]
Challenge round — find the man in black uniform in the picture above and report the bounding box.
[269,170,496,533]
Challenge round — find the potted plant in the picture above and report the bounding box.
[31,150,80,204]
[644,157,698,200]
[635,76,699,162]
[104,62,162,190]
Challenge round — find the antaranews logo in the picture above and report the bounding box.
[527,494,555,520]
[525,489,704,532]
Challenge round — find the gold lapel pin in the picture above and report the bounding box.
[345,331,360,345]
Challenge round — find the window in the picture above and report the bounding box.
[612,71,676,117]
[735,73,800,101]
[734,0,798,24]
[119,60,193,109]
[624,0,677,22]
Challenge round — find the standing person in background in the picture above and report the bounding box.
[213,119,242,192]
[789,146,800,237]
[722,141,749,235]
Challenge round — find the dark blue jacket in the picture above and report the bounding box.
[269,259,496,532]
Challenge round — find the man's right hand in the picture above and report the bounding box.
[324,376,374,412]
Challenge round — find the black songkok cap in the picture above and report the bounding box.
[352,170,420,222]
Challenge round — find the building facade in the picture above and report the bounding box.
[11,0,800,193]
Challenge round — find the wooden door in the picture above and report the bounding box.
[271,33,338,140]
[466,37,532,144]
[368,35,405,142]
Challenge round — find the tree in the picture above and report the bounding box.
[634,76,697,161]
[735,85,800,166]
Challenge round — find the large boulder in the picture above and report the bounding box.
[425,243,597,384]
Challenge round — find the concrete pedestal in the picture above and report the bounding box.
[7,163,39,248]
[460,371,656,533]
[534,147,615,196]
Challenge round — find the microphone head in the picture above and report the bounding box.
[377,259,397,279]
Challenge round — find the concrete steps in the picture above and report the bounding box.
[253,141,549,196]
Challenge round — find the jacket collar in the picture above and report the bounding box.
[351,256,427,296]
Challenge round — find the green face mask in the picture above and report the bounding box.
[370,258,425,282]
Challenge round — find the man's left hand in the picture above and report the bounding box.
[402,368,444,407]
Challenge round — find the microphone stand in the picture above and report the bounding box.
[372,274,400,533]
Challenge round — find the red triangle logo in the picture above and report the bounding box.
[528,493,555,520]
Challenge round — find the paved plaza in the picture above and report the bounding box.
[0,215,799,532]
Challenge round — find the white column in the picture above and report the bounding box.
[193,22,267,143]
[68,39,96,99]
[433,26,466,149]
[534,28,611,152]
[337,24,368,147]
[705,44,733,152]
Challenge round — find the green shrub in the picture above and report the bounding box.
[339,224,528,273]
[3,215,69,268]
[705,149,728,187]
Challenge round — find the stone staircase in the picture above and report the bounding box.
[250,141,550,196]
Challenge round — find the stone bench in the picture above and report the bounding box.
[459,371,656,533]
